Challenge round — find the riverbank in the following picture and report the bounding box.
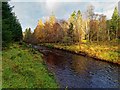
[2,43,59,88]
[40,42,119,65]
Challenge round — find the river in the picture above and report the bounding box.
[33,45,120,88]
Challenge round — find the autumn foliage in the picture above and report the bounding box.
[23,6,120,45]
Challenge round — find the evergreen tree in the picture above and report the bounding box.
[24,28,32,43]
[68,11,76,43]
[110,6,119,40]
[67,23,74,43]
[2,2,23,46]
[2,2,13,46]
[68,11,76,24]
[0,2,2,49]
[11,14,23,41]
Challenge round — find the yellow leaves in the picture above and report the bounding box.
[81,40,87,43]
[49,14,56,25]
[75,45,80,50]
[38,19,44,26]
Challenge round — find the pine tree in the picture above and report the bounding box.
[68,11,76,24]
[110,6,119,40]
[68,11,76,43]
[67,23,74,44]
[24,28,32,43]
[2,2,13,46]
[2,2,23,47]
[0,2,2,49]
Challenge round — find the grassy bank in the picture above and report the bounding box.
[41,42,119,65]
[2,43,59,88]
[0,51,2,89]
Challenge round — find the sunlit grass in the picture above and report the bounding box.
[2,43,59,88]
[43,42,119,64]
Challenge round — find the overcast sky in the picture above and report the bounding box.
[9,0,119,32]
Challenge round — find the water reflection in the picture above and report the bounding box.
[35,45,120,88]
[44,52,68,70]
[71,55,89,75]
[71,55,119,88]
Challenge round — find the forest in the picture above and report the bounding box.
[23,5,120,64]
[2,1,120,88]
[24,5,120,44]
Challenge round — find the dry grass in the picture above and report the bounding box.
[43,42,119,64]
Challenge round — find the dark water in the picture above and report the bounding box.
[34,45,120,88]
